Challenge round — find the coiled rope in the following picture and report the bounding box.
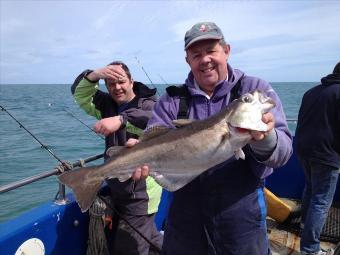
[87,197,110,255]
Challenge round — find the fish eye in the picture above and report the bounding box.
[242,94,253,103]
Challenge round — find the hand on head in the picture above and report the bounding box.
[250,112,275,141]
[88,64,127,82]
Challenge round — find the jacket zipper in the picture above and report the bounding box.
[131,180,136,198]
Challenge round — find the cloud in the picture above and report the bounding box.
[1,1,339,84]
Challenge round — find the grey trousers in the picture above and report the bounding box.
[106,213,163,255]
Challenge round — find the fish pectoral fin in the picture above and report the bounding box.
[172,119,194,127]
[234,148,245,160]
[150,171,198,192]
[140,126,171,141]
[106,146,124,158]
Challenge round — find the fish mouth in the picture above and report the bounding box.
[235,127,250,133]
[229,124,251,135]
[229,119,268,133]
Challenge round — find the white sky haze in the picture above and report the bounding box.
[1,1,340,84]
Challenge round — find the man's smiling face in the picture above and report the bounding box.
[105,76,135,105]
[186,39,230,96]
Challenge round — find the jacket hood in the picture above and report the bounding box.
[184,63,245,99]
[321,73,340,86]
[133,81,157,99]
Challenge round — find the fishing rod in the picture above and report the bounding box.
[0,104,104,202]
[1,105,162,249]
[0,153,104,194]
[63,108,105,140]
[1,104,66,166]
[134,56,160,97]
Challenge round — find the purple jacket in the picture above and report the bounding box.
[148,64,292,179]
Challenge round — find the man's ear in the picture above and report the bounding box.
[224,44,231,56]
[185,55,189,65]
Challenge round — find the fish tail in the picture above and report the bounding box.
[58,166,103,212]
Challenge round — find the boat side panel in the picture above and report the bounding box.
[0,194,89,255]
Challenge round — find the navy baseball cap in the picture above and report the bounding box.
[184,22,224,50]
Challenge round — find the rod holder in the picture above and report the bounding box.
[54,183,69,205]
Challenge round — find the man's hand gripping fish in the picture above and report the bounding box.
[58,90,275,212]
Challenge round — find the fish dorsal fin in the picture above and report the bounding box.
[172,119,194,127]
[150,171,198,192]
[140,126,171,141]
[106,146,124,158]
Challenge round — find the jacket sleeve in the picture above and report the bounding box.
[146,94,179,129]
[121,97,157,130]
[246,80,293,177]
[71,70,102,120]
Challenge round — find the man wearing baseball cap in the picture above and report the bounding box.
[132,21,292,254]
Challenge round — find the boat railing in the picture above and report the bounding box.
[0,153,104,204]
[286,118,297,123]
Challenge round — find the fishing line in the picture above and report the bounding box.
[134,56,160,97]
[0,104,68,167]
[158,74,169,86]
[97,194,162,253]
[63,108,105,140]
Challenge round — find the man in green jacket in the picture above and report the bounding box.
[72,61,163,255]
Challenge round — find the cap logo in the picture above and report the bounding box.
[199,24,208,32]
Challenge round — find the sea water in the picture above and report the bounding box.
[0,82,317,222]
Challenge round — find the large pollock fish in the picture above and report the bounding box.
[58,90,275,212]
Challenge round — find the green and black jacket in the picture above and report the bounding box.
[72,70,162,216]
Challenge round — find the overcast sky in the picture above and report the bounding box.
[1,1,339,84]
